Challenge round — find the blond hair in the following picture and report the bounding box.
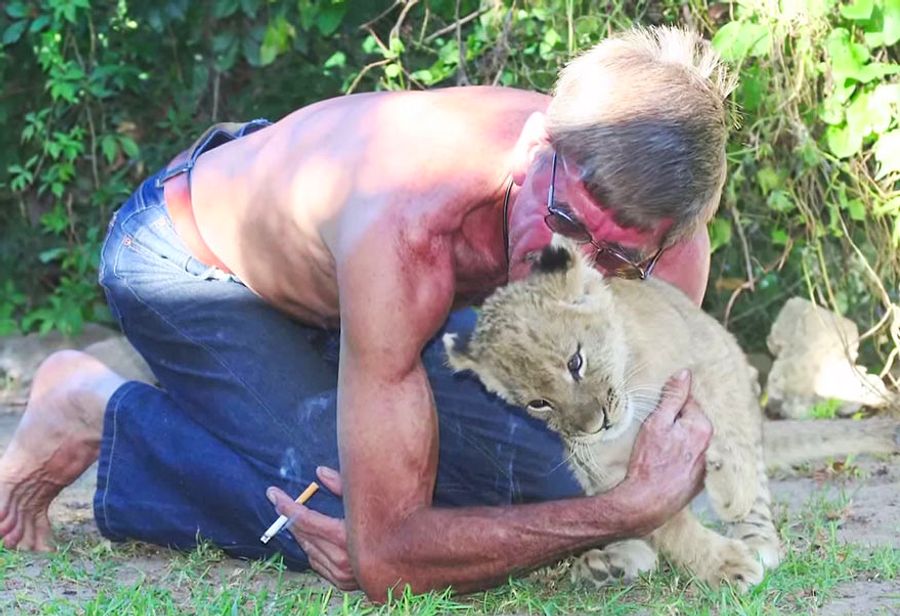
[546,26,736,243]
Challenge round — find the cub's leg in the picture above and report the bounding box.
[727,445,782,569]
[704,438,758,522]
[571,539,658,588]
[692,376,763,522]
[650,508,763,592]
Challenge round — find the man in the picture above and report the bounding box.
[0,27,729,600]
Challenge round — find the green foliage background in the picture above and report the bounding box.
[1,0,898,382]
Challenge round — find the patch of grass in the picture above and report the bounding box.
[808,398,843,420]
[1,490,896,615]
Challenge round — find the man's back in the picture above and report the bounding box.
[189,87,549,326]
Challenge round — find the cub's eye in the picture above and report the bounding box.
[567,346,584,381]
[527,399,554,412]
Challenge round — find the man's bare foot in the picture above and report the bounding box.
[0,350,124,551]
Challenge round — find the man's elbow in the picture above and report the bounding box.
[353,545,407,604]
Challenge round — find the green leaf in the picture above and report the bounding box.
[874,195,900,216]
[259,16,295,66]
[819,95,845,125]
[213,0,240,18]
[297,0,316,30]
[708,217,732,253]
[844,199,867,221]
[118,136,139,159]
[826,28,870,86]
[712,22,744,61]
[323,51,345,69]
[259,41,278,66]
[840,0,873,20]
[2,20,28,45]
[383,63,401,79]
[853,62,900,84]
[410,69,435,84]
[389,36,405,56]
[212,31,237,53]
[100,135,118,164]
[738,65,766,113]
[826,124,863,158]
[316,1,346,37]
[712,21,771,62]
[770,228,789,245]
[5,2,28,18]
[884,0,900,46]
[362,35,378,55]
[29,14,50,33]
[845,91,888,142]
[756,166,782,195]
[873,129,900,178]
[242,29,262,66]
[240,0,259,18]
[869,83,900,133]
[38,247,68,263]
[543,28,561,48]
[767,190,795,213]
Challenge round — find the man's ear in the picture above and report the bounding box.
[511,112,551,186]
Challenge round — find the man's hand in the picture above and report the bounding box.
[618,369,712,533]
[267,466,357,590]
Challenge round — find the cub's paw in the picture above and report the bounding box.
[572,540,657,589]
[701,538,764,592]
[731,524,783,571]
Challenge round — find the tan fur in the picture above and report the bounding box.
[444,236,898,592]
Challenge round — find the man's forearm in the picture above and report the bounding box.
[354,485,652,600]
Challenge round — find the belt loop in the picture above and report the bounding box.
[155,160,195,188]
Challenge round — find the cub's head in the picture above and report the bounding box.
[444,236,632,442]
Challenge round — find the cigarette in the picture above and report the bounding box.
[260,481,319,544]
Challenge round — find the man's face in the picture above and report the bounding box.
[507,150,671,282]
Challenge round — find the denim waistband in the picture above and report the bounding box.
[154,118,272,189]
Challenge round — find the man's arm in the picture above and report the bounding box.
[316,221,711,601]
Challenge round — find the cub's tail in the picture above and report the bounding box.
[763,417,899,468]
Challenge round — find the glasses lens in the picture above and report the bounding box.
[544,212,592,243]
[593,249,643,280]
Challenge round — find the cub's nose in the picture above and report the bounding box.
[573,405,609,435]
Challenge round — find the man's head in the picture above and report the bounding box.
[546,26,735,242]
[507,26,734,282]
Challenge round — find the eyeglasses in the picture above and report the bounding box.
[543,152,663,281]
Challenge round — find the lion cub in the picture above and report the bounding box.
[444,237,781,591]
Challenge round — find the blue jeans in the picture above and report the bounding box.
[95,130,582,571]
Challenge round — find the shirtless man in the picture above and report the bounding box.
[0,28,730,600]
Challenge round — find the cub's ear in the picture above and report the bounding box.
[443,332,514,402]
[533,234,577,275]
[535,234,603,303]
[442,332,476,373]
